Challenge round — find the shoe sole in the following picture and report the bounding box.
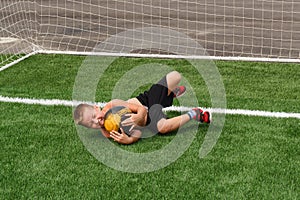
[205,110,212,123]
[174,87,186,98]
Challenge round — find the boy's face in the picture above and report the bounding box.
[81,105,105,129]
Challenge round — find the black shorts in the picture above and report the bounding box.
[136,76,174,133]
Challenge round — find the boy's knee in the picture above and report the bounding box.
[168,71,181,82]
[166,71,182,90]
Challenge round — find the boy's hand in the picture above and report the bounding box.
[121,113,141,131]
[110,128,141,145]
[110,129,131,144]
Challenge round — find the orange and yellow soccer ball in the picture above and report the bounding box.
[104,106,132,135]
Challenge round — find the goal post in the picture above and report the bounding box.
[1,0,300,71]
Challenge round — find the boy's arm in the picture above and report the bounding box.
[107,99,147,127]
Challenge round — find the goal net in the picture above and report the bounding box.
[1,0,300,70]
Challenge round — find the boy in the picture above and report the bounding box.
[73,71,210,144]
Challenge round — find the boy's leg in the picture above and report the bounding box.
[156,108,211,134]
[137,71,186,133]
[163,71,186,98]
[158,71,181,95]
[156,114,191,134]
[140,71,183,108]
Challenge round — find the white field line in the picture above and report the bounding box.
[0,95,299,119]
[38,50,300,63]
[0,95,106,108]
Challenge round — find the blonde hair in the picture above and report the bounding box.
[73,103,93,125]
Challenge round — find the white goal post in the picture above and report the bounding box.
[1,0,300,71]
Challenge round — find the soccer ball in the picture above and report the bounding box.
[104,106,132,136]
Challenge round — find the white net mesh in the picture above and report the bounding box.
[1,0,300,69]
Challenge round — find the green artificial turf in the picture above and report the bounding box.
[0,54,299,199]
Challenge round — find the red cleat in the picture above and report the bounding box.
[173,86,186,98]
[192,108,211,123]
